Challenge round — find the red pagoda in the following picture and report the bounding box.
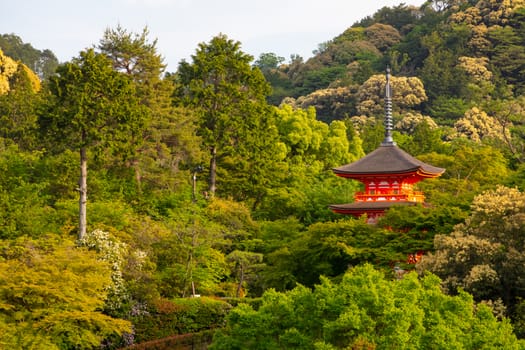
[329,69,445,223]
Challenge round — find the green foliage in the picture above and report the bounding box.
[427,95,471,121]
[297,66,347,95]
[41,48,147,157]
[98,26,203,198]
[379,203,467,235]
[4,3,525,345]
[416,143,510,206]
[227,250,264,297]
[254,52,285,70]
[98,25,165,87]
[488,24,525,94]
[131,297,231,343]
[262,219,429,288]
[0,59,41,150]
[0,145,57,239]
[395,119,445,156]
[153,218,230,298]
[255,172,359,224]
[152,198,263,298]
[275,105,352,168]
[210,264,524,349]
[0,235,131,349]
[176,34,285,203]
[419,185,525,337]
[0,33,59,79]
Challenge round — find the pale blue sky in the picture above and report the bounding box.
[2,0,425,71]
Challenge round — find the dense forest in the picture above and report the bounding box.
[1,0,525,348]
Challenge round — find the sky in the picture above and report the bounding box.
[2,0,425,72]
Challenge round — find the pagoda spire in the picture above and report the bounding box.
[381,67,396,146]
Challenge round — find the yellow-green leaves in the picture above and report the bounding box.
[0,235,131,349]
[0,49,40,95]
[0,49,17,95]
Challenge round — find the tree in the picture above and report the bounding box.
[418,30,469,103]
[0,146,58,239]
[356,73,427,116]
[0,49,18,95]
[176,34,284,202]
[0,33,59,79]
[0,235,131,349]
[153,197,260,298]
[396,120,445,156]
[360,4,423,33]
[416,142,510,208]
[418,185,525,335]
[251,105,360,223]
[453,106,509,142]
[98,26,203,196]
[485,96,525,164]
[154,213,230,298]
[40,49,147,239]
[254,52,285,70]
[227,250,264,297]
[210,264,523,349]
[98,25,165,101]
[0,50,41,149]
[292,86,357,122]
[266,219,431,288]
[365,23,402,52]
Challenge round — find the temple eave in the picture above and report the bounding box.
[334,169,441,181]
[329,201,424,215]
[334,169,418,178]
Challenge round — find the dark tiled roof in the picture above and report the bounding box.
[333,144,445,177]
[329,201,418,211]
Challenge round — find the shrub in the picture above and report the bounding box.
[132,297,231,343]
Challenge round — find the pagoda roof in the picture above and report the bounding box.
[329,201,419,214]
[332,144,445,178]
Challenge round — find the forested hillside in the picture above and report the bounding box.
[1,0,525,348]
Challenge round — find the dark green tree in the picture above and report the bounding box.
[254,52,285,70]
[40,49,147,239]
[0,33,59,79]
[0,60,41,149]
[176,34,285,204]
[98,26,203,196]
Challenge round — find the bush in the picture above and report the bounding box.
[132,297,231,343]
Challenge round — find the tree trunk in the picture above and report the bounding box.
[209,145,217,196]
[78,146,88,240]
[236,264,244,298]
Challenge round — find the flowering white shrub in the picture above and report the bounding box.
[79,229,130,313]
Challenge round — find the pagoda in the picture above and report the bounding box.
[329,69,445,223]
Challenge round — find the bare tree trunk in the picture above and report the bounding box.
[79,146,88,240]
[209,145,217,196]
[236,264,244,298]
